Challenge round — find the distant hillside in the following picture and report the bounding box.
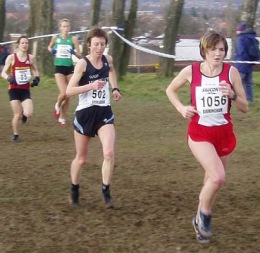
[6,0,244,13]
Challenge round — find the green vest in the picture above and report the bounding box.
[53,34,74,66]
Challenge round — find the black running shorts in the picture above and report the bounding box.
[54,65,74,75]
[8,89,31,102]
[74,105,114,137]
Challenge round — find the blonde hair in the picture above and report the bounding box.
[59,18,70,27]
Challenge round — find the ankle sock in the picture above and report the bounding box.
[71,184,79,192]
[102,184,110,193]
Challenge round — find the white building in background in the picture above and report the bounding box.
[134,34,233,62]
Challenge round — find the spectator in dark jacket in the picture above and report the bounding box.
[233,22,258,102]
[0,43,10,72]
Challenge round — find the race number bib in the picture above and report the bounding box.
[56,45,71,58]
[15,68,31,85]
[86,80,110,106]
[196,86,228,116]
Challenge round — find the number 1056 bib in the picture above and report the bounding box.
[196,86,228,116]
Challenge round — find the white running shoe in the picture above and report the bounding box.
[58,118,66,126]
[54,102,60,119]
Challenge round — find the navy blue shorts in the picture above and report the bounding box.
[55,65,74,75]
[74,106,114,137]
[8,89,31,102]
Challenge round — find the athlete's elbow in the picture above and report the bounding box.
[242,106,249,113]
[243,100,249,113]
[239,104,249,113]
[166,86,171,96]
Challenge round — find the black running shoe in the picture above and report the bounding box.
[70,189,79,206]
[22,115,27,124]
[11,134,19,142]
[102,188,114,209]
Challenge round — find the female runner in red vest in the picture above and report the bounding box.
[1,36,40,141]
[166,30,248,243]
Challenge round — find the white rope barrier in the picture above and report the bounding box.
[0,26,123,45]
[111,28,260,65]
[1,26,259,65]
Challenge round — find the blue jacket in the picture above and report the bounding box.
[233,29,256,74]
[0,44,9,65]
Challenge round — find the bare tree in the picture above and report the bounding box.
[110,0,126,75]
[118,0,138,78]
[90,0,102,26]
[240,0,259,28]
[224,0,240,57]
[0,0,5,42]
[28,0,37,38]
[82,0,102,55]
[28,0,54,75]
[159,0,185,77]
[110,0,138,79]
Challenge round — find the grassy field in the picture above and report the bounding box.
[0,71,259,253]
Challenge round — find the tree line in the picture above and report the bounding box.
[0,0,259,78]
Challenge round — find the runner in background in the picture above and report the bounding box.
[48,18,82,126]
[1,36,40,141]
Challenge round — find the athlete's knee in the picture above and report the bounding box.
[75,156,87,167]
[103,149,114,163]
[64,97,69,104]
[13,112,21,120]
[59,93,67,101]
[212,172,226,187]
[23,111,33,118]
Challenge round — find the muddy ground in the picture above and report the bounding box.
[0,77,259,253]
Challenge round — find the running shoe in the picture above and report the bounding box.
[58,118,66,126]
[70,189,79,206]
[192,217,210,243]
[102,188,114,209]
[196,211,212,238]
[11,134,19,142]
[21,114,27,124]
[54,102,60,119]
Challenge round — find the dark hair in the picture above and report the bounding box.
[86,27,108,46]
[199,30,228,59]
[16,35,29,44]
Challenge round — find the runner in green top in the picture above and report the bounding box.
[53,34,75,67]
[48,18,82,126]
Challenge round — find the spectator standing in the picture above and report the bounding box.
[0,43,10,72]
[233,22,260,102]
